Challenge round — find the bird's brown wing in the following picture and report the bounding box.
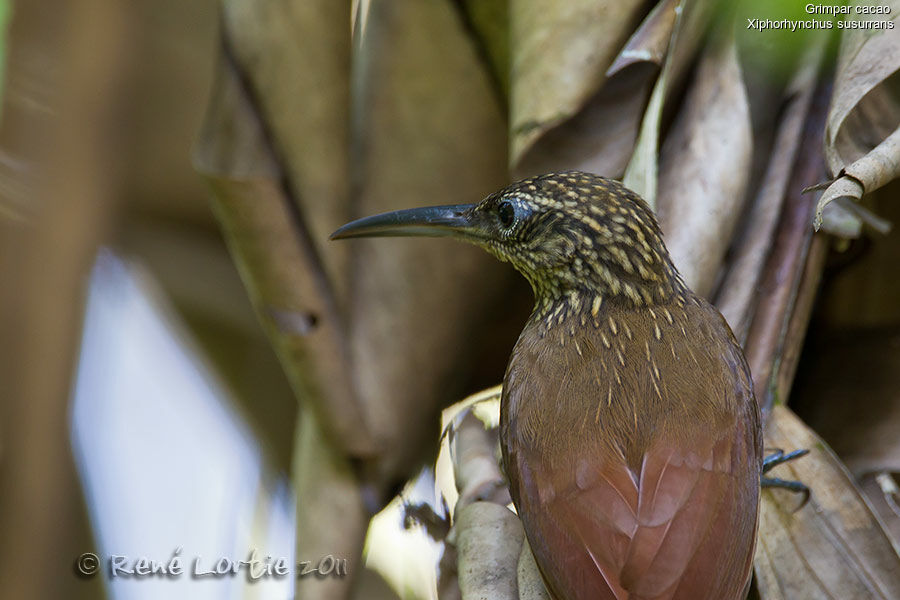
[503,310,760,600]
[512,417,758,600]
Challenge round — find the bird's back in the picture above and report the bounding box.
[501,293,762,600]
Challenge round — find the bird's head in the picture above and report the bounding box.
[331,171,686,312]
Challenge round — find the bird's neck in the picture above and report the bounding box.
[527,277,690,333]
[516,241,689,321]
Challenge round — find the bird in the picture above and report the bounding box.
[331,171,801,600]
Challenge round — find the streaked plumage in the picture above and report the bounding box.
[480,173,762,600]
[504,286,759,599]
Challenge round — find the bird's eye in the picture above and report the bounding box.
[498,201,515,228]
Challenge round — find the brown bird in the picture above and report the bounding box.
[332,171,803,600]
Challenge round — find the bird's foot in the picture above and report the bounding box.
[761,448,811,510]
[762,448,809,473]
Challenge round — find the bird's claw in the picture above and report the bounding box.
[761,448,811,511]
[762,448,809,474]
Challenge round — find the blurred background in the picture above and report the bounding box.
[0,1,898,599]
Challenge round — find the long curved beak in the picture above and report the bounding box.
[330,204,479,240]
